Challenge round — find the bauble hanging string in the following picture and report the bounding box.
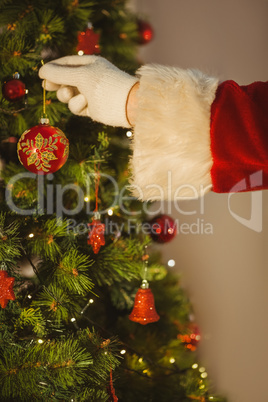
[87,162,105,254]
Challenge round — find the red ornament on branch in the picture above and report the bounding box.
[87,215,105,254]
[129,280,160,325]
[137,20,154,45]
[17,120,69,174]
[2,73,26,102]
[77,24,100,55]
[87,166,105,254]
[149,214,177,243]
[0,271,16,308]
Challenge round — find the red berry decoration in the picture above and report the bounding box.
[137,20,154,45]
[0,271,16,308]
[149,214,177,243]
[77,26,100,55]
[17,122,69,174]
[2,76,26,102]
[178,325,201,352]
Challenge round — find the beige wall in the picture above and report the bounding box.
[133,1,268,401]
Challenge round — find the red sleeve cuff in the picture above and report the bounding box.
[210,80,268,192]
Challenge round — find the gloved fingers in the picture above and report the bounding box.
[73,107,88,117]
[42,80,60,91]
[68,93,88,115]
[39,55,101,87]
[44,55,100,66]
[39,63,79,87]
[56,86,77,103]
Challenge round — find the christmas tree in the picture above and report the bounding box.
[0,1,226,401]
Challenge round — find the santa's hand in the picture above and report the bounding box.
[39,55,139,127]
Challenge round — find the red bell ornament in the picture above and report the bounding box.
[17,120,69,174]
[129,280,160,325]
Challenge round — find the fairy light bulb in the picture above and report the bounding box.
[169,357,175,364]
[167,259,175,267]
[28,233,34,238]
[120,349,126,355]
[80,298,94,315]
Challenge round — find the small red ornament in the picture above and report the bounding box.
[129,282,160,325]
[137,20,154,45]
[149,214,177,243]
[77,26,100,55]
[2,73,26,102]
[2,77,26,102]
[178,325,201,351]
[17,122,69,174]
[0,271,16,308]
[87,217,105,254]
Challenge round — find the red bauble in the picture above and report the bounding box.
[17,123,69,174]
[149,214,177,243]
[2,78,26,102]
[129,287,160,325]
[87,218,105,254]
[0,271,16,308]
[76,27,100,55]
[137,20,154,44]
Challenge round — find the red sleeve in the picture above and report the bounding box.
[210,80,268,192]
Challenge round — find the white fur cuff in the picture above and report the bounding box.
[129,64,219,200]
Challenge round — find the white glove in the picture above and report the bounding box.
[38,55,139,127]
